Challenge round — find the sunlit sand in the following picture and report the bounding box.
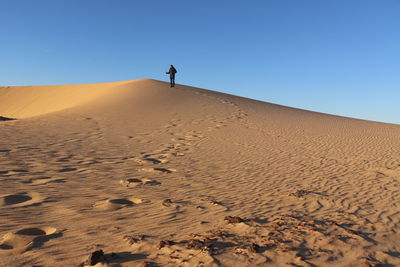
[1,79,399,266]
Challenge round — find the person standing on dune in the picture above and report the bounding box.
[166,65,177,87]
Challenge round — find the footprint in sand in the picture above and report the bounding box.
[144,153,172,163]
[143,157,162,164]
[120,178,160,188]
[0,226,61,252]
[133,155,169,165]
[140,167,176,174]
[93,197,148,211]
[0,192,43,207]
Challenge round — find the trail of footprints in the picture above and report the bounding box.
[120,178,160,188]
[0,94,307,262]
[119,127,208,207]
[0,118,220,257]
[0,105,242,261]
[93,197,149,211]
[116,115,234,215]
[194,91,249,130]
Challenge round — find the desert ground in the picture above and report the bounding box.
[1,79,400,266]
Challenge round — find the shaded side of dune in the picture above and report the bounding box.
[0,116,15,121]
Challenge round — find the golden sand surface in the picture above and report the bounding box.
[1,79,400,266]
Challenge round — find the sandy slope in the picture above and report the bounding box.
[0,79,400,267]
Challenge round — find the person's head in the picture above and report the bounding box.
[170,65,173,67]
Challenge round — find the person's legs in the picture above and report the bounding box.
[170,76,173,87]
[172,76,175,87]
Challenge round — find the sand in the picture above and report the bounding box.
[0,79,399,266]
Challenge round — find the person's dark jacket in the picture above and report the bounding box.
[169,66,177,76]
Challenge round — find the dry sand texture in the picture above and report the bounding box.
[1,79,400,266]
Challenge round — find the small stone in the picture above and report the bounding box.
[249,243,260,253]
[158,240,174,249]
[361,256,381,267]
[84,250,106,266]
[189,233,201,238]
[162,199,173,207]
[289,190,309,198]
[186,239,212,251]
[205,230,226,239]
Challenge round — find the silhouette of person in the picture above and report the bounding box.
[166,65,177,87]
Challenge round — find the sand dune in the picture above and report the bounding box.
[1,79,400,266]
[0,79,138,118]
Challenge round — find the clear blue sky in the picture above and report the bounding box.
[1,0,399,124]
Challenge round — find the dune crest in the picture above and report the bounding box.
[0,79,153,118]
[1,79,400,266]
